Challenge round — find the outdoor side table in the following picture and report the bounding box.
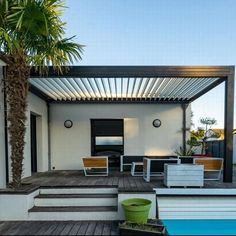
[143,157,180,182]
[164,164,204,187]
[131,162,143,176]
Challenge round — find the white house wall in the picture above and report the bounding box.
[0,66,6,188]
[23,92,49,177]
[50,104,187,170]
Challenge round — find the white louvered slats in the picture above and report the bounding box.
[29,77,221,102]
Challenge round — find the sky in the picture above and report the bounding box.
[62,0,236,129]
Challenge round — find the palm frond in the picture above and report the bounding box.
[30,37,84,73]
[1,0,83,69]
[0,27,20,53]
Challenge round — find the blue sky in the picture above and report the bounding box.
[62,0,235,128]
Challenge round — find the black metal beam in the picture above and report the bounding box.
[47,102,51,171]
[223,70,235,182]
[30,66,234,78]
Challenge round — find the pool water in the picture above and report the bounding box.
[162,220,236,235]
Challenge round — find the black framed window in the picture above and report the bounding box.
[91,119,124,156]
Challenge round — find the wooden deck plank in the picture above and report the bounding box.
[94,177,106,185]
[133,176,144,190]
[27,221,46,235]
[13,221,36,235]
[40,222,59,235]
[112,176,119,186]
[127,176,138,191]
[93,221,104,235]
[34,221,54,235]
[1,221,23,235]
[102,222,112,235]
[85,222,97,235]
[123,174,131,191]
[51,222,67,235]
[0,222,15,235]
[110,221,119,235]
[76,221,89,235]
[118,175,124,189]
[107,176,114,186]
[0,222,5,230]
[83,176,98,186]
[85,177,97,186]
[60,222,73,235]
[68,222,82,235]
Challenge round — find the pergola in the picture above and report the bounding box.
[29,66,235,182]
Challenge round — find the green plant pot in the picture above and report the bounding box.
[121,198,152,223]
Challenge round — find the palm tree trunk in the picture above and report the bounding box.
[4,53,29,189]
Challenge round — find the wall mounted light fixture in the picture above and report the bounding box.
[64,120,73,128]
[152,119,161,128]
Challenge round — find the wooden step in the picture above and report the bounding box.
[40,187,118,195]
[28,210,118,221]
[29,206,117,212]
[35,193,117,199]
[34,194,118,207]
[28,206,119,220]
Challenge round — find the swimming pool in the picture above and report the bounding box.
[162,220,236,235]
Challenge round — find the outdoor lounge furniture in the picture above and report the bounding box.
[193,157,223,180]
[131,162,144,176]
[164,163,204,187]
[120,155,145,172]
[143,156,179,182]
[82,156,108,176]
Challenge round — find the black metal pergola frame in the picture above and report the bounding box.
[29,65,235,182]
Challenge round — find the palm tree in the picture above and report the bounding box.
[0,0,83,188]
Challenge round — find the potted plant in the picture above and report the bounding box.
[119,221,168,236]
[121,198,152,223]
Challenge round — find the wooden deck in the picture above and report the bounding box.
[1,168,236,194]
[18,168,236,193]
[0,221,119,235]
[22,170,157,192]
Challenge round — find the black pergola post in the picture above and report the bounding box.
[223,69,235,182]
[181,104,188,154]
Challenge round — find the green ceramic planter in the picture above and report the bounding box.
[121,198,152,223]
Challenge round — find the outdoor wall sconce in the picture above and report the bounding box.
[64,120,73,128]
[152,119,161,128]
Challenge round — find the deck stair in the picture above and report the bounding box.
[28,187,118,221]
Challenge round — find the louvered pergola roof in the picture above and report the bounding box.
[29,66,232,104]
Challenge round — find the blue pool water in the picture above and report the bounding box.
[162,220,236,235]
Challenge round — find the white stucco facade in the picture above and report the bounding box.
[24,92,49,176]
[50,103,189,170]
